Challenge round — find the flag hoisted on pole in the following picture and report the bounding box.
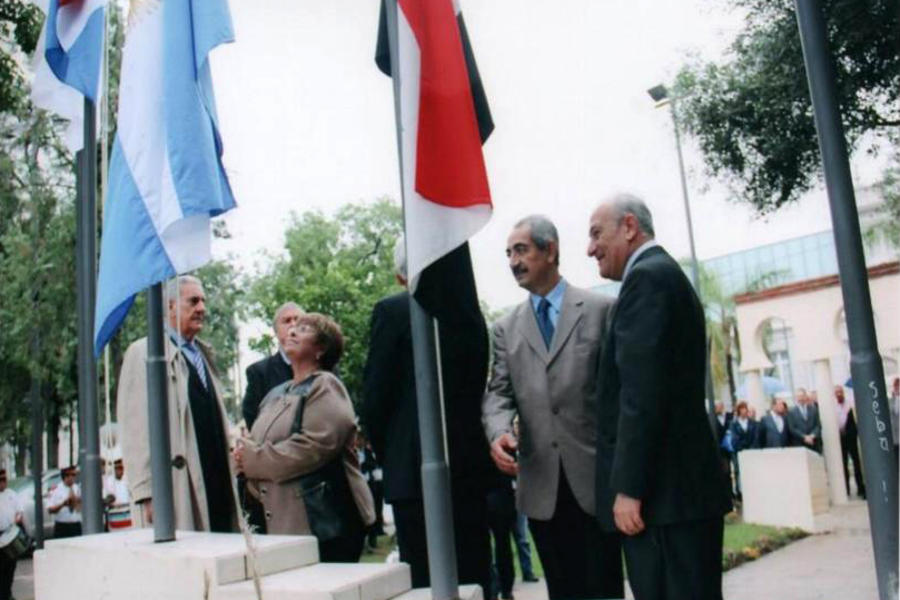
[376,0,494,295]
[377,2,494,598]
[31,0,107,152]
[93,0,237,356]
[31,0,109,535]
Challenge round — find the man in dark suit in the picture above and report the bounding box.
[240,301,301,532]
[241,302,302,429]
[834,385,865,498]
[483,216,622,600]
[787,388,823,453]
[588,194,732,600]
[756,398,790,448]
[362,240,493,595]
[714,401,735,497]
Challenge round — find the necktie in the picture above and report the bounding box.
[800,405,808,420]
[185,342,209,389]
[536,298,554,349]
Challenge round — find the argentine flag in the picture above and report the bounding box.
[94,0,237,355]
[31,0,107,152]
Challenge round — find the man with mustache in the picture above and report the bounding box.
[482,215,622,600]
[119,275,237,532]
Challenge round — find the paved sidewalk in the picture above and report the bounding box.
[723,501,878,600]
[512,501,878,600]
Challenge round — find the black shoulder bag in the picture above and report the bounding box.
[291,375,358,542]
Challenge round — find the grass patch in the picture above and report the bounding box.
[721,512,808,570]
[360,513,807,575]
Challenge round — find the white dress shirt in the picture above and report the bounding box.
[0,488,22,532]
[49,482,82,523]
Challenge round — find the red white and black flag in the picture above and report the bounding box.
[376,0,493,325]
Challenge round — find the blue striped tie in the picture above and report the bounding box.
[185,342,209,389]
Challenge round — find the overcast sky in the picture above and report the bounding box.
[208,0,886,359]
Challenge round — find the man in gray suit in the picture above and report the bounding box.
[482,215,623,600]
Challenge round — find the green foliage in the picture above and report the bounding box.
[246,199,403,405]
[0,0,42,114]
[864,150,900,251]
[675,0,900,213]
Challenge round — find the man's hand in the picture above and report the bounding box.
[804,434,815,446]
[613,493,644,536]
[232,439,246,473]
[490,433,518,476]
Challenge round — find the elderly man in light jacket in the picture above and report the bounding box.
[118,275,237,532]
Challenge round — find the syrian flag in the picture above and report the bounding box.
[375,0,493,328]
[31,0,107,153]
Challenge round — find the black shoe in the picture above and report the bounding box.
[522,575,538,583]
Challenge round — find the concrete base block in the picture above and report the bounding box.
[739,447,829,531]
[391,584,483,600]
[217,562,411,600]
[34,529,318,600]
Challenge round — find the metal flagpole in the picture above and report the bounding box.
[794,1,899,598]
[76,97,103,534]
[384,2,459,598]
[30,328,43,550]
[669,95,717,428]
[146,283,176,542]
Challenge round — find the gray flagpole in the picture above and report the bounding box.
[384,2,460,599]
[146,283,176,542]
[794,1,899,598]
[76,97,103,534]
[30,328,43,550]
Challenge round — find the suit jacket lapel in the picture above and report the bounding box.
[547,288,583,365]
[520,301,550,364]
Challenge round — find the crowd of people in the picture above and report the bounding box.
[108,194,733,599]
[715,381,881,502]
[2,194,799,600]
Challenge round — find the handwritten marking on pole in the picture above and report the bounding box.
[867,379,891,452]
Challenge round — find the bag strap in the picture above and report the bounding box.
[290,374,320,435]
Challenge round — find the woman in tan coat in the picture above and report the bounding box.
[233,313,374,562]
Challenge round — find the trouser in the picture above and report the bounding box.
[53,521,82,538]
[0,553,15,600]
[367,480,384,545]
[528,471,623,600]
[622,517,724,600]
[512,511,535,578]
[318,508,366,563]
[392,479,491,595]
[486,485,516,598]
[840,434,866,497]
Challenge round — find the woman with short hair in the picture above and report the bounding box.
[234,313,374,562]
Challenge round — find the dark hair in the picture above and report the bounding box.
[299,313,344,372]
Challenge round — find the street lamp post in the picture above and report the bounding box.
[648,84,717,426]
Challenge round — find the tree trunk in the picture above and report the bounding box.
[15,423,28,477]
[47,404,60,470]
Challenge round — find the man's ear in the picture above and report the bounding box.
[624,214,640,242]
[547,240,559,264]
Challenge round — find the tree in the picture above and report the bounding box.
[246,199,403,407]
[686,259,788,405]
[865,149,900,251]
[674,0,900,213]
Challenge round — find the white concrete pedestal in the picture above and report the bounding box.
[34,529,412,600]
[739,447,829,531]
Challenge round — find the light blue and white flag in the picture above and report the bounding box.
[31,0,107,152]
[94,0,236,355]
